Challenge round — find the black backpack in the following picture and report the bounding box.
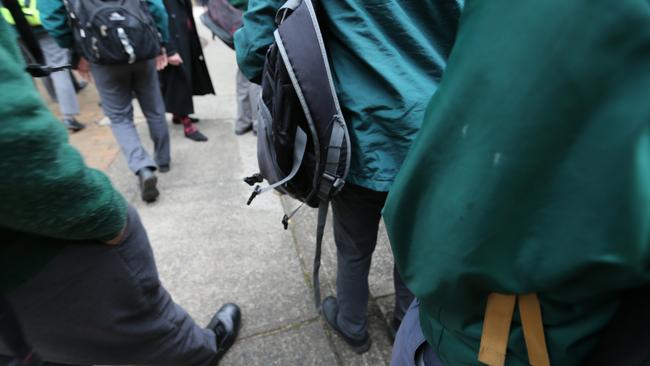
[62,0,162,65]
[244,0,350,310]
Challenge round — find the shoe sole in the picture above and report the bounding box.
[332,328,371,355]
[322,300,371,354]
[141,175,159,203]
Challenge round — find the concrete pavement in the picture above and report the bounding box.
[65,9,401,365]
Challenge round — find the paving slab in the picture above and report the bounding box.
[223,321,337,366]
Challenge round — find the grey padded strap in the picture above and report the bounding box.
[313,200,328,310]
[318,116,346,200]
[257,127,308,195]
[276,0,303,25]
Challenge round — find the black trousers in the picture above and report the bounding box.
[331,183,415,338]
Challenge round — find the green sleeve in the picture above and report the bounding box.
[37,0,73,48]
[0,19,128,242]
[234,0,284,82]
[146,0,170,44]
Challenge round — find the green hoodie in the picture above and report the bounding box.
[384,0,650,364]
[0,17,128,292]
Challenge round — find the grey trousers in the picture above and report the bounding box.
[391,300,443,366]
[0,206,218,366]
[92,60,170,173]
[331,184,415,338]
[37,32,80,119]
[235,69,260,132]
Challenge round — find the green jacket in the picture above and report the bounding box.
[0,17,128,292]
[383,0,650,364]
[235,0,462,191]
[37,0,169,49]
[228,0,247,11]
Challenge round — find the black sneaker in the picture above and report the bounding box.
[322,296,371,354]
[208,303,241,364]
[62,118,85,132]
[158,164,170,173]
[137,168,159,203]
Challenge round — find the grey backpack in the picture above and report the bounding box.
[63,0,161,64]
[244,0,351,310]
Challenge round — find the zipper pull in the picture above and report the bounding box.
[247,185,262,206]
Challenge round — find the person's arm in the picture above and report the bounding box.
[233,0,284,83]
[37,0,73,48]
[145,0,170,46]
[0,21,128,243]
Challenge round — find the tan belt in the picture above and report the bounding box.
[478,293,551,366]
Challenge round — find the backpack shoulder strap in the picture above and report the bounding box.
[275,0,302,25]
[3,0,44,64]
[275,0,350,201]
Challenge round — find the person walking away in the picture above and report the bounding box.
[0,15,241,364]
[230,0,259,136]
[161,0,214,142]
[235,0,462,353]
[384,0,650,364]
[1,0,85,132]
[198,0,259,136]
[39,0,172,203]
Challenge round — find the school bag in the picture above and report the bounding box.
[199,0,243,50]
[62,0,162,65]
[244,0,351,310]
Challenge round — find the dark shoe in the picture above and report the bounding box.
[185,130,208,142]
[158,165,170,173]
[322,296,371,354]
[137,168,159,203]
[208,303,241,364]
[234,124,253,136]
[173,116,200,124]
[62,118,85,132]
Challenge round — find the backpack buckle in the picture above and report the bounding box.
[319,173,345,200]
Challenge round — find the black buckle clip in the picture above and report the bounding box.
[244,173,264,186]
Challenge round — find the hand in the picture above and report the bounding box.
[77,57,92,82]
[167,53,183,66]
[104,222,127,245]
[156,52,168,71]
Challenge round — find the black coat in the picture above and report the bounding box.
[160,0,215,116]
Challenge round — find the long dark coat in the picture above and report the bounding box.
[160,0,215,116]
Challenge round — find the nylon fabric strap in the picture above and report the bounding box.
[313,200,328,310]
[256,127,308,195]
[318,116,346,200]
[519,294,551,366]
[3,0,44,64]
[478,293,516,366]
[275,0,302,25]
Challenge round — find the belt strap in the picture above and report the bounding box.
[478,293,550,366]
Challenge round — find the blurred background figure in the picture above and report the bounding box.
[1,0,85,132]
[199,0,259,136]
[161,0,214,142]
